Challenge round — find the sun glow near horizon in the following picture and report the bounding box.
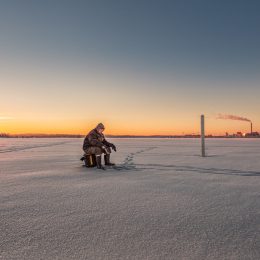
[1,67,259,136]
[0,115,258,136]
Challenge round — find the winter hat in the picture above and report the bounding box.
[96,123,105,130]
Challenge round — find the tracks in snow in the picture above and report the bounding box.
[113,147,157,171]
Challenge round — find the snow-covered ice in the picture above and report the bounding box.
[0,138,260,259]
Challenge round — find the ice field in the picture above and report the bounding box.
[0,138,260,259]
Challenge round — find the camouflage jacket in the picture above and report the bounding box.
[83,128,112,150]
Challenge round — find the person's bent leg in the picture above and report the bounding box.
[104,154,115,166]
[84,147,105,170]
[103,147,115,166]
[96,155,105,170]
[94,147,106,170]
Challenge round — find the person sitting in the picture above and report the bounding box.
[82,123,116,170]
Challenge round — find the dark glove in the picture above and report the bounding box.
[111,144,117,152]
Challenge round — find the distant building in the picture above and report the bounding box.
[236,132,243,137]
[245,132,260,138]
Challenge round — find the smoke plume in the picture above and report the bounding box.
[216,114,251,122]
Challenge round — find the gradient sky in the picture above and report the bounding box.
[0,0,260,135]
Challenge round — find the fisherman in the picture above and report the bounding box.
[83,123,117,170]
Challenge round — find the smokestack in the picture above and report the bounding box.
[251,122,253,134]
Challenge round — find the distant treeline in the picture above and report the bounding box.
[0,133,83,138]
[1,133,259,138]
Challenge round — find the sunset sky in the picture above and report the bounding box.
[0,0,259,135]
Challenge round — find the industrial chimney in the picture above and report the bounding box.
[251,122,253,134]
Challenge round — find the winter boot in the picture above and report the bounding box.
[104,154,115,166]
[96,155,106,170]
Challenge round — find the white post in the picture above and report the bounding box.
[201,115,206,157]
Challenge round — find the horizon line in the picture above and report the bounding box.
[1,133,259,138]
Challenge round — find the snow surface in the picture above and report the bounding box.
[0,138,260,259]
